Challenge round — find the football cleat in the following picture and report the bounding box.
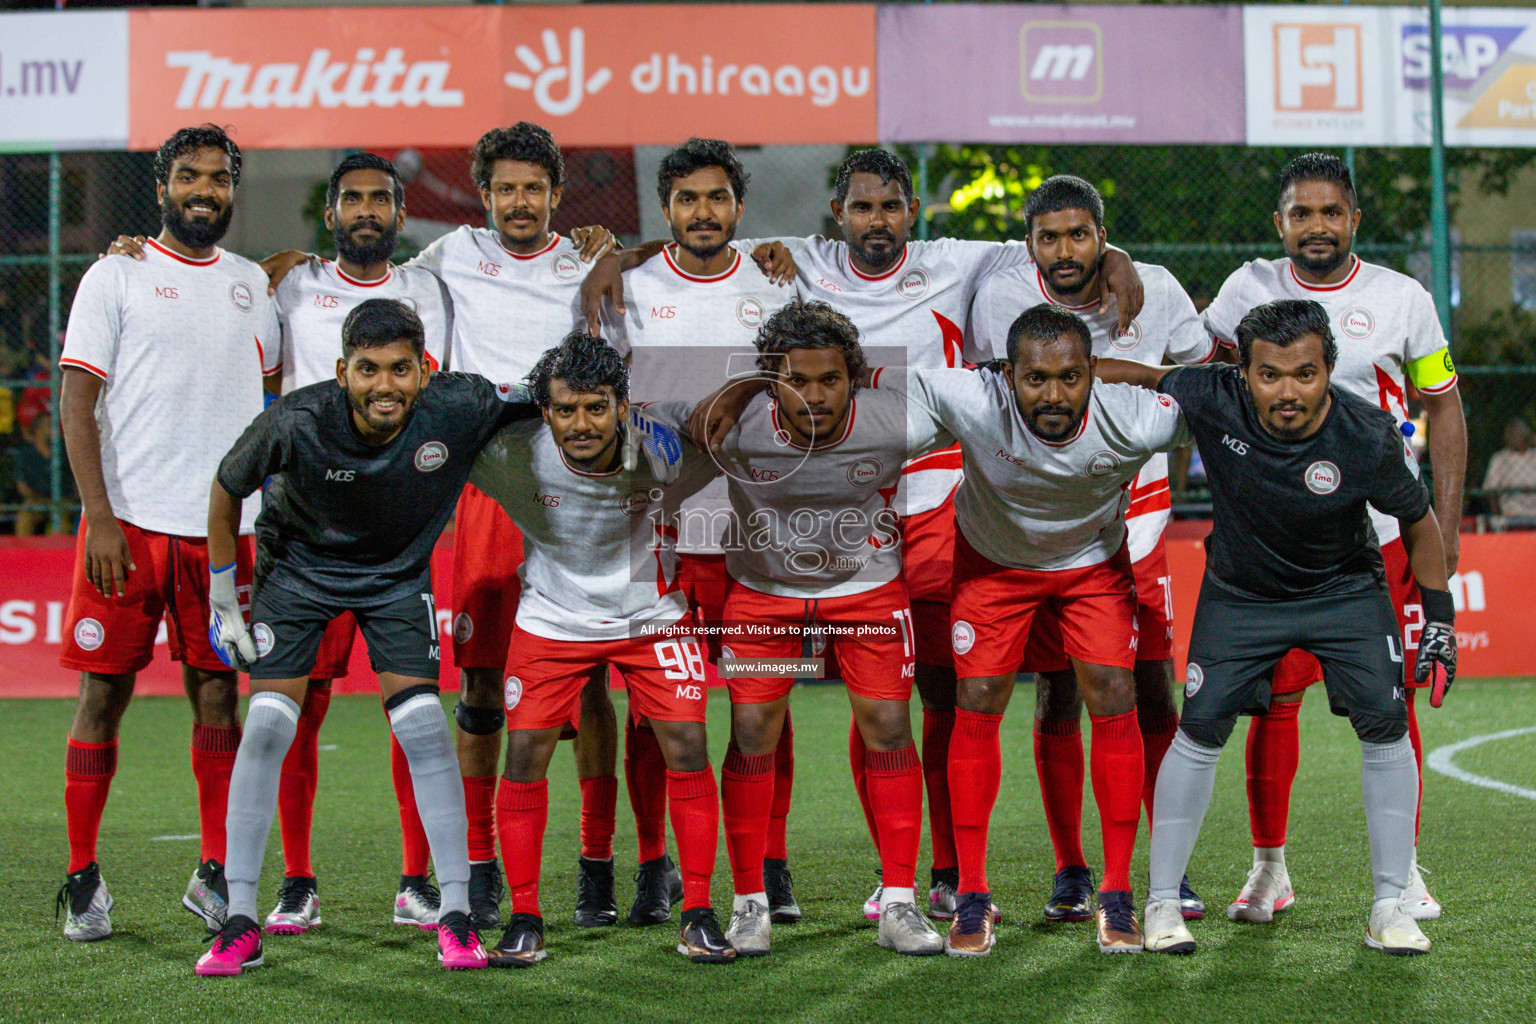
[488,913,547,967]
[1044,866,1095,922]
[1142,897,1197,954]
[263,876,321,935]
[1402,855,1441,921]
[1179,875,1206,920]
[928,867,959,920]
[944,892,996,958]
[468,860,506,932]
[183,858,229,932]
[195,914,263,976]
[725,898,771,956]
[394,874,441,929]
[574,856,619,928]
[864,883,884,921]
[764,858,801,923]
[677,907,737,964]
[1095,890,1143,953]
[628,855,674,926]
[662,854,684,906]
[57,862,113,942]
[1366,897,1431,956]
[877,901,944,955]
[437,910,490,969]
[1228,858,1295,923]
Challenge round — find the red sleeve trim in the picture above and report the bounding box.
[60,357,108,380]
[1216,336,1236,349]
[870,365,885,388]
[1192,337,1219,364]
[1417,375,1458,395]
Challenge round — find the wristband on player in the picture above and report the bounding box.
[1420,586,1455,625]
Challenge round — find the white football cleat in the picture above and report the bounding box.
[1228,858,1295,923]
[394,874,441,930]
[1366,897,1431,955]
[1402,855,1441,921]
[863,884,883,921]
[725,898,771,956]
[1142,897,1196,954]
[58,863,113,942]
[263,876,321,935]
[877,901,944,955]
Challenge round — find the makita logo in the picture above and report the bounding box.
[165,48,465,110]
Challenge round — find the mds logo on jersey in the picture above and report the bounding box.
[1274,23,1361,112]
[1019,21,1103,103]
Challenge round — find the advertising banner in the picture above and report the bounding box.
[0,12,129,153]
[128,5,876,151]
[877,3,1246,144]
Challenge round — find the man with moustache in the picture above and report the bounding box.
[1200,154,1465,924]
[55,125,280,942]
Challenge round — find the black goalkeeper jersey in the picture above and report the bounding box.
[1159,363,1431,602]
[218,372,535,603]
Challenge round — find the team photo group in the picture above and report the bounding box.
[53,115,1463,975]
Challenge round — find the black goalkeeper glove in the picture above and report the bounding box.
[1415,587,1457,708]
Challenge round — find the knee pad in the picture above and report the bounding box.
[1177,715,1236,750]
[454,699,505,736]
[1349,710,1408,745]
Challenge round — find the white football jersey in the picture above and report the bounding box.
[61,239,278,536]
[886,367,1190,572]
[273,259,453,392]
[741,236,1037,515]
[607,246,792,555]
[408,227,590,383]
[469,420,717,642]
[969,261,1216,561]
[1202,255,1455,544]
[649,391,912,600]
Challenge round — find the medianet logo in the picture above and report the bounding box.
[165,48,464,110]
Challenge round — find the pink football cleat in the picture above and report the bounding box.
[437,911,489,970]
[196,915,264,976]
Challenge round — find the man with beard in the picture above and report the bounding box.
[55,125,280,943]
[968,175,1223,925]
[1200,153,1465,925]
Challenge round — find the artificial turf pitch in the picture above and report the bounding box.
[4,680,1535,1023]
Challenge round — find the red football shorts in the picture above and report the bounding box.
[950,530,1139,679]
[60,517,254,675]
[503,625,708,731]
[1022,536,1175,672]
[310,612,358,680]
[901,487,958,668]
[720,579,915,704]
[451,484,524,670]
[677,553,731,662]
[1271,536,1422,694]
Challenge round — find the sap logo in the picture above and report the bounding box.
[155,286,179,300]
[674,683,703,702]
[994,448,1025,467]
[534,491,561,507]
[1274,23,1361,112]
[324,468,355,482]
[1221,434,1249,456]
[1402,26,1524,91]
[313,294,341,309]
[477,261,501,277]
[1020,21,1103,103]
[651,306,677,319]
[749,466,780,482]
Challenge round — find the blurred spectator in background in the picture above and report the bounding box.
[11,388,73,536]
[1484,417,1536,524]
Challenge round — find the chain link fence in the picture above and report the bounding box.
[3,140,1535,533]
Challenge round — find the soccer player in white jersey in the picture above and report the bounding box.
[55,125,279,943]
[969,175,1222,925]
[603,138,801,923]
[467,334,735,966]
[1200,154,1466,924]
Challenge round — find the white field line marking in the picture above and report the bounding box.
[1426,726,1536,801]
[149,833,200,841]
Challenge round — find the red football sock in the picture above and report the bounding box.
[765,711,794,862]
[921,709,957,872]
[1088,711,1143,893]
[496,778,548,916]
[1138,712,1179,825]
[1033,718,1087,873]
[948,709,1003,894]
[277,685,329,878]
[390,730,431,876]
[849,716,879,846]
[463,774,498,863]
[668,768,720,912]
[1245,699,1301,848]
[579,774,619,860]
[191,723,240,864]
[721,748,774,895]
[865,744,923,891]
[1406,688,1423,840]
[64,737,117,873]
[624,716,668,863]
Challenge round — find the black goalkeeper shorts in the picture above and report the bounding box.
[248,573,441,682]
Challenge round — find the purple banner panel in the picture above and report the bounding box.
[878,3,1246,144]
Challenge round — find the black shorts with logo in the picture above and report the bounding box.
[1180,577,1407,746]
[248,571,441,681]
